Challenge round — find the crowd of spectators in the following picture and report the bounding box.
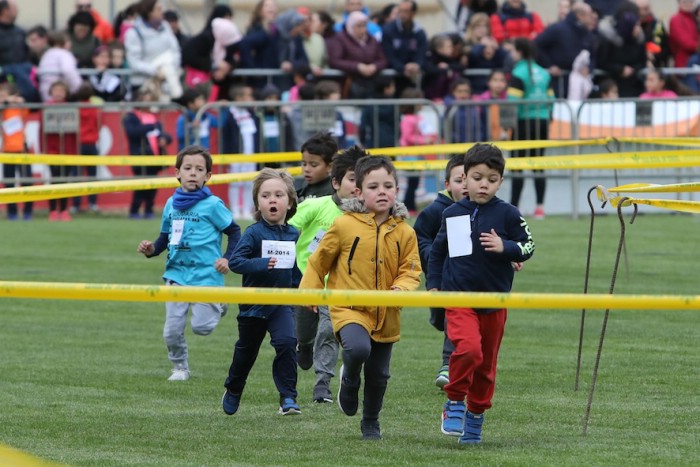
[2,0,699,108]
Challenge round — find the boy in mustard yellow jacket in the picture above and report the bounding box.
[300,155,421,441]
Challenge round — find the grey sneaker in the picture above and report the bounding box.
[313,377,333,403]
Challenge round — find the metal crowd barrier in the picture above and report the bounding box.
[2,95,700,217]
[0,101,187,184]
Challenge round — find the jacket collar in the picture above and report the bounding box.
[340,198,409,219]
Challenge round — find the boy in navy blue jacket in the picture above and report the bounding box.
[222,168,303,416]
[428,143,534,445]
[413,154,467,389]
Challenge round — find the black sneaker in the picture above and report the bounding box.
[361,419,382,440]
[337,365,359,416]
[297,344,313,370]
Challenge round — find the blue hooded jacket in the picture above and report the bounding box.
[229,220,301,318]
[413,191,454,273]
[427,196,534,312]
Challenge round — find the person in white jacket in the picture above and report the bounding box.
[567,49,593,101]
[37,30,83,102]
[124,0,182,100]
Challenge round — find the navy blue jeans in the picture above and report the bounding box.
[225,307,298,400]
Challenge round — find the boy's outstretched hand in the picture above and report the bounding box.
[267,257,278,269]
[137,240,155,257]
[214,258,230,274]
[480,229,504,253]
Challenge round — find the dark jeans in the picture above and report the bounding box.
[429,307,456,366]
[48,165,68,212]
[72,143,98,209]
[403,175,420,211]
[295,305,318,348]
[338,323,393,421]
[511,118,548,207]
[225,307,298,400]
[129,165,160,216]
[2,162,33,217]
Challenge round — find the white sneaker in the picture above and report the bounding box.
[168,368,190,381]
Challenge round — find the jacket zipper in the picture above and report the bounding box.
[347,236,360,275]
[374,225,380,331]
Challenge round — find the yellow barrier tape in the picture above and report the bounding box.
[614,137,700,147]
[608,196,700,214]
[0,444,61,467]
[3,149,700,203]
[0,281,698,310]
[609,182,700,193]
[0,140,605,166]
[0,168,303,204]
[0,152,301,166]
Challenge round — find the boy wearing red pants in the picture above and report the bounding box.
[427,143,535,444]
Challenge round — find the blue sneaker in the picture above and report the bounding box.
[441,400,466,436]
[459,411,485,444]
[279,397,301,415]
[222,389,241,415]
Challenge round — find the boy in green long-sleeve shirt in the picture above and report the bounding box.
[289,146,365,402]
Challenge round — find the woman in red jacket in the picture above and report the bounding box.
[669,0,698,68]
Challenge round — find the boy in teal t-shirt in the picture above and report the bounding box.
[137,145,241,382]
[289,146,365,403]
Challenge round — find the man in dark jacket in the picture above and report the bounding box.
[381,0,427,96]
[636,0,670,68]
[535,1,596,97]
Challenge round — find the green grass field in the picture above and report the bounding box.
[1,212,699,466]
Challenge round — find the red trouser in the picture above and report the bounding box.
[443,307,507,414]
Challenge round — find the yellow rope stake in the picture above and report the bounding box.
[0,282,698,310]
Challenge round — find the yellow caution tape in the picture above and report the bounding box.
[614,137,700,147]
[0,139,606,166]
[2,149,699,203]
[608,196,700,214]
[0,152,301,166]
[0,168,302,204]
[0,444,62,467]
[609,182,700,193]
[0,281,698,310]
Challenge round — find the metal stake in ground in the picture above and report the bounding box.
[582,198,637,435]
[575,186,600,392]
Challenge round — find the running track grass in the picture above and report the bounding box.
[0,212,698,466]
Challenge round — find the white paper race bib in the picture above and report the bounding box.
[262,240,295,269]
[446,215,472,257]
[307,230,326,253]
[170,219,185,245]
[2,116,23,136]
[263,120,280,138]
